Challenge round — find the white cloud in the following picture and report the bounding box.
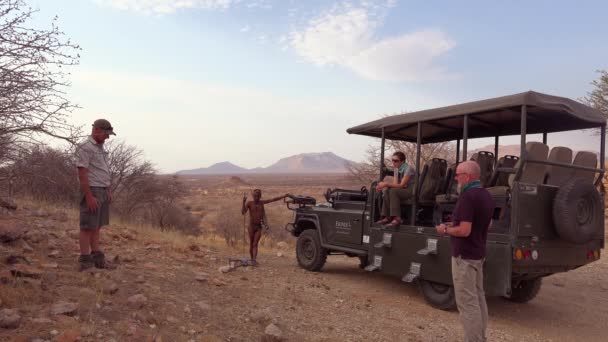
[289,2,455,82]
[94,0,239,14]
[240,25,250,32]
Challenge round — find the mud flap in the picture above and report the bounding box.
[484,242,512,297]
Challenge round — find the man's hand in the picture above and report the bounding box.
[435,223,447,236]
[242,192,248,203]
[85,194,99,213]
[375,181,386,191]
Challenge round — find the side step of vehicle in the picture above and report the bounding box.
[417,238,438,255]
[402,262,422,283]
[364,255,383,272]
[373,232,393,249]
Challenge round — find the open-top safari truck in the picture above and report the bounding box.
[286,91,605,309]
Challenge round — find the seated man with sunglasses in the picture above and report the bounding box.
[375,151,416,227]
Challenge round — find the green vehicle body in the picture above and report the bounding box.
[287,91,606,309]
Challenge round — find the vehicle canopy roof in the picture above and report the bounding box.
[347,91,606,144]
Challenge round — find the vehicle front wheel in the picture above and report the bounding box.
[504,278,542,303]
[418,280,456,310]
[296,229,327,272]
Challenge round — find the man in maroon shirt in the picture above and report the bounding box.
[436,161,494,342]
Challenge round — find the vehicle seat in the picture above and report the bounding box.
[489,155,519,187]
[508,141,549,186]
[435,162,459,204]
[545,146,573,186]
[419,158,447,204]
[570,151,598,183]
[471,151,494,187]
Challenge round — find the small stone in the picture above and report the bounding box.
[218,266,232,273]
[31,317,54,324]
[166,316,179,323]
[195,273,208,282]
[48,250,60,258]
[146,244,161,250]
[42,263,58,269]
[276,241,288,249]
[262,323,282,342]
[50,329,59,336]
[127,294,147,309]
[276,252,283,257]
[50,301,79,316]
[212,278,227,287]
[0,308,21,329]
[103,282,119,295]
[135,275,146,284]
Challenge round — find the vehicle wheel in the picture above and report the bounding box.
[553,179,603,244]
[418,280,456,310]
[358,256,369,269]
[296,229,327,272]
[504,278,542,303]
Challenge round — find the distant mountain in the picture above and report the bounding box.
[177,161,248,175]
[175,152,354,175]
[262,152,353,173]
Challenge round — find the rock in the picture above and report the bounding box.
[67,230,80,240]
[276,252,284,257]
[47,239,58,249]
[32,208,49,217]
[50,329,59,336]
[212,278,227,287]
[56,328,81,342]
[0,224,25,242]
[31,317,54,324]
[50,301,79,316]
[41,263,58,269]
[276,241,288,249]
[24,229,46,244]
[21,240,34,252]
[48,250,60,258]
[195,301,211,312]
[262,323,283,342]
[103,282,119,295]
[135,275,146,284]
[121,255,136,263]
[127,294,147,309]
[195,273,208,282]
[250,308,272,324]
[218,266,233,273]
[166,316,179,323]
[10,264,43,279]
[0,308,21,329]
[146,244,161,250]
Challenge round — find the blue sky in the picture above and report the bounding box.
[31,0,608,172]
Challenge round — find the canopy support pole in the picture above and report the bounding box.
[542,132,547,145]
[379,128,386,181]
[600,124,606,191]
[411,122,422,226]
[494,136,499,165]
[463,115,469,160]
[520,105,527,160]
[456,139,460,163]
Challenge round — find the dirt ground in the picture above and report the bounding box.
[1,204,608,341]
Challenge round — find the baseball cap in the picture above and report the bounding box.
[93,119,116,136]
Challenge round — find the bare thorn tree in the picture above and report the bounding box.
[0,0,81,163]
[582,70,608,121]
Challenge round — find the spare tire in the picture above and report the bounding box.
[552,179,603,244]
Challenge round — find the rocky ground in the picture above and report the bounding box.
[1,205,607,342]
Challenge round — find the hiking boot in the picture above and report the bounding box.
[92,251,117,270]
[78,255,94,271]
[375,217,391,225]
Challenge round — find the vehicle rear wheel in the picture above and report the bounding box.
[504,278,542,303]
[553,179,602,244]
[418,280,456,310]
[296,229,327,272]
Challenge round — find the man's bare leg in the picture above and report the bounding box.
[252,229,263,264]
[90,227,101,252]
[79,230,93,255]
[248,228,255,261]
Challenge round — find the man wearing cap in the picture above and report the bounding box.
[75,119,115,270]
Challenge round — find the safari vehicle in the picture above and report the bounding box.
[286,91,605,310]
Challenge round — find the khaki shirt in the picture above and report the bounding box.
[75,136,111,187]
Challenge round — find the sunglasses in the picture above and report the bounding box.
[391,159,402,163]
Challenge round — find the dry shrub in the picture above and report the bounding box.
[215,197,246,247]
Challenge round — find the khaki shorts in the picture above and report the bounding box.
[80,187,110,230]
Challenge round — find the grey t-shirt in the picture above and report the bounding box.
[75,136,111,187]
[395,164,416,187]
